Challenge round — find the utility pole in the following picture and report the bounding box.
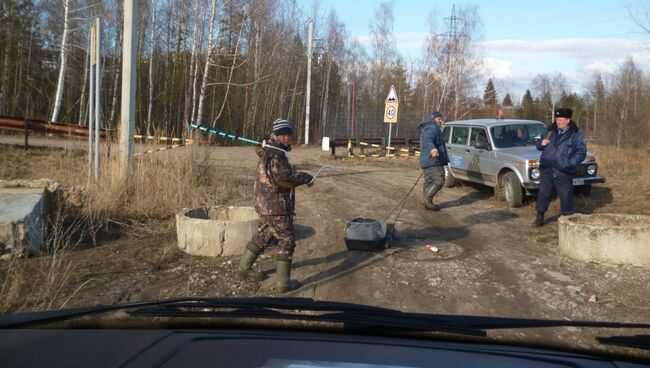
[304,18,313,145]
[351,78,356,140]
[94,18,101,180]
[88,24,95,179]
[119,0,137,179]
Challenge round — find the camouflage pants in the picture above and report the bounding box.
[249,215,295,261]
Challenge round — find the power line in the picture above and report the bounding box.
[442,4,461,39]
[487,5,629,31]
[514,15,630,39]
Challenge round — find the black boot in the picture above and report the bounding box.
[276,259,300,293]
[423,197,440,211]
[532,212,545,227]
[237,248,265,282]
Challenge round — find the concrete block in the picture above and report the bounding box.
[176,206,259,257]
[558,214,650,267]
[0,188,47,256]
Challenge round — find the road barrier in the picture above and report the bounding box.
[134,134,193,145]
[328,137,420,158]
[0,115,107,139]
[134,143,188,157]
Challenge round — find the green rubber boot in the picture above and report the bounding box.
[237,248,265,282]
[423,196,440,211]
[275,259,300,293]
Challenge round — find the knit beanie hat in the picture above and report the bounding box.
[272,119,293,136]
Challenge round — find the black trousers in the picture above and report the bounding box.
[536,168,575,216]
[423,165,445,203]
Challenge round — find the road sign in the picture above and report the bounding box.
[384,85,399,123]
[384,102,398,123]
[385,85,398,103]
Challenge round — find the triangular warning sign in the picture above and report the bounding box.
[385,85,398,103]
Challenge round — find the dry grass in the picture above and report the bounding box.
[582,144,650,215]
[1,144,247,221]
[0,143,249,312]
[589,144,650,177]
[87,146,247,221]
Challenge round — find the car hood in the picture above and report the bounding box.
[495,146,596,163]
[495,146,541,161]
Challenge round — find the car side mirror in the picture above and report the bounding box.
[475,141,490,150]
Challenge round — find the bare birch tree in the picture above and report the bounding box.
[50,0,71,122]
[146,0,157,135]
[196,0,218,125]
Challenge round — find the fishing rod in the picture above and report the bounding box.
[309,165,338,185]
[190,122,261,145]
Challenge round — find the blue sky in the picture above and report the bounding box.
[298,0,650,101]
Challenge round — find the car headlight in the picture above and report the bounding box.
[530,168,540,180]
[587,165,596,175]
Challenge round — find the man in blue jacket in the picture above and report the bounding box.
[533,108,587,226]
[419,111,449,211]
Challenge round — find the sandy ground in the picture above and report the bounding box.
[1,141,649,358]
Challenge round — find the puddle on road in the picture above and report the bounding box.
[390,239,464,262]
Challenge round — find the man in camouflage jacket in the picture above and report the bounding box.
[237,119,313,293]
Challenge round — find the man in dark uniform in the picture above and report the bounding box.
[236,119,313,292]
[418,111,449,211]
[533,108,587,226]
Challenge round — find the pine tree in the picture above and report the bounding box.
[502,93,513,106]
[483,78,497,106]
[518,89,538,120]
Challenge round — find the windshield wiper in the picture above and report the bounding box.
[597,335,650,350]
[129,297,486,337]
[1,297,649,341]
[0,297,483,336]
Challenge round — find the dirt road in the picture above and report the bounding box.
[209,147,648,318]
[2,144,649,356]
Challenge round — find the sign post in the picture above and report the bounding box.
[384,85,399,150]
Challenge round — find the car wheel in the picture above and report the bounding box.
[443,165,456,188]
[503,172,523,208]
[574,184,592,197]
[494,180,505,201]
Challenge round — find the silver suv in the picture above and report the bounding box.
[441,119,606,207]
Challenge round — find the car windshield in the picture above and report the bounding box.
[490,123,546,148]
[1,1,649,363]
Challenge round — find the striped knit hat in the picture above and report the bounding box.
[272,119,293,136]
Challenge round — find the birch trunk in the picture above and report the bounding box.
[211,17,245,126]
[108,32,122,125]
[146,1,157,135]
[196,0,217,125]
[50,0,70,122]
[78,52,89,125]
[1,31,10,115]
[191,11,205,125]
[287,52,303,121]
[184,0,200,124]
[245,24,261,137]
[321,55,332,137]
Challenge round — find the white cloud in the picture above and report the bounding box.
[481,57,513,79]
[351,35,650,93]
[480,38,650,62]
[480,38,650,92]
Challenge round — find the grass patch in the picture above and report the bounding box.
[0,144,250,312]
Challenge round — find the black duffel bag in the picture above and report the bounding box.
[344,218,394,251]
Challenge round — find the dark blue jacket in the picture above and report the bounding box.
[418,118,449,169]
[536,121,587,176]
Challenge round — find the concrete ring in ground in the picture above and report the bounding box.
[558,214,650,267]
[176,206,259,257]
